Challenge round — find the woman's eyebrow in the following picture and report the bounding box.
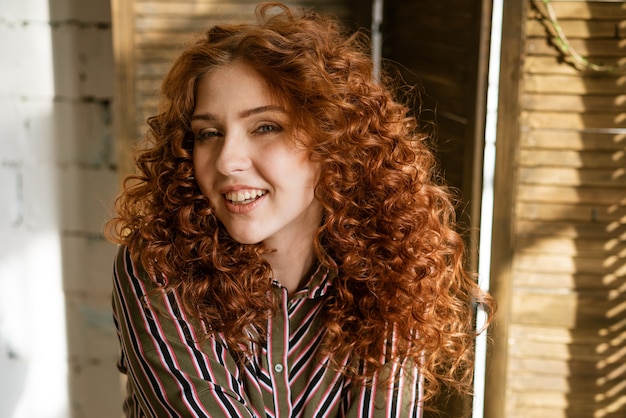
[238,105,287,119]
[191,105,287,122]
[190,113,216,122]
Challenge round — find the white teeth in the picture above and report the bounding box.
[225,189,266,204]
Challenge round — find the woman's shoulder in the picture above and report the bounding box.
[113,245,152,287]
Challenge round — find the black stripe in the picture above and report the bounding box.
[167,292,213,381]
[390,376,400,418]
[289,329,324,379]
[312,375,344,418]
[289,302,323,348]
[292,360,329,415]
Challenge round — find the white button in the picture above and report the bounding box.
[274,363,284,373]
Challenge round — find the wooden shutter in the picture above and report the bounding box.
[489,1,626,417]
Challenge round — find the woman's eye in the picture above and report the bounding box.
[255,124,282,134]
[195,130,222,141]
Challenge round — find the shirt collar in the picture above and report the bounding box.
[272,263,336,299]
[303,263,336,299]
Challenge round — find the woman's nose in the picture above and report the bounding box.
[214,133,252,175]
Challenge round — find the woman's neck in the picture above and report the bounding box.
[262,239,317,296]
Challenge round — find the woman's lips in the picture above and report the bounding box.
[222,189,268,214]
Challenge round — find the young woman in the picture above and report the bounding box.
[108,3,493,417]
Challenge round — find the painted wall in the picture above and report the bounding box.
[0,0,122,416]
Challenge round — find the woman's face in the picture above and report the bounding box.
[191,61,322,250]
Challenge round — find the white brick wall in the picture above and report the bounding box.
[0,1,121,417]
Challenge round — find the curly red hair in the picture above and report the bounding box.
[107,1,493,403]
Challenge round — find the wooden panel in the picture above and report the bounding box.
[384,1,488,415]
[509,4,626,394]
[383,1,488,338]
[485,0,528,415]
[111,0,137,178]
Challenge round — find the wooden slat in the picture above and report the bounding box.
[509,355,609,379]
[518,167,626,187]
[134,1,352,19]
[136,47,181,61]
[134,0,348,8]
[519,149,625,169]
[526,18,626,39]
[515,236,617,256]
[523,93,626,112]
[521,111,626,130]
[509,393,621,417]
[514,252,625,276]
[136,78,166,96]
[510,336,600,361]
[535,1,626,20]
[520,130,626,151]
[509,357,570,376]
[516,201,626,222]
[136,61,172,78]
[135,2,263,16]
[510,390,625,416]
[522,111,626,129]
[516,219,623,239]
[512,271,619,290]
[526,37,626,57]
[135,17,256,34]
[510,324,623,346]
[511,290,621,328]
[524,55,626,75]
[524,75,626,95]
[518,185,626,205]
[508,372,612,393]
[505,407,568,418]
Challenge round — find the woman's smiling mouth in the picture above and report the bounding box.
[225,189,267,205]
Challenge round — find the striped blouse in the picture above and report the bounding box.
[112,245,423,417]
